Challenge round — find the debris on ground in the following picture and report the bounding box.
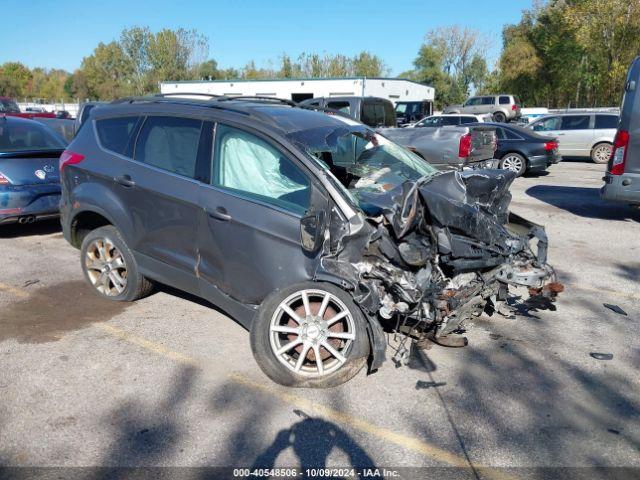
[590,352,614,361]
[603,303,628,316]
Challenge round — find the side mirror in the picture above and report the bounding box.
[300,210,326,253]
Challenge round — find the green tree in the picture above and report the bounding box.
[80,41,132,99]
[0,62,32,98]
[352,51,389,77]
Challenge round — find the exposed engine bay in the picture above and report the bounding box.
[289,125,562,363]
[321,168,561,340]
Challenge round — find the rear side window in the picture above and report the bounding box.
[595,115,618,129]
[326,101,351,114]
[481,97,495,105]
[504,128,523,140]
[213,124,310,214]
[460,116,477,124]
[96,116,140,155]
[134,116,203,178]
[560,115,590,130]
[499,96,511,105]
[383,102,396,126]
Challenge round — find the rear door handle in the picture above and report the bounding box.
[115,174,135,187]
[208,207,232,221]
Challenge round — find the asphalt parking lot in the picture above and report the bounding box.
[0,161,638,477]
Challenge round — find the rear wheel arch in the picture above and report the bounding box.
[70,210,114,248]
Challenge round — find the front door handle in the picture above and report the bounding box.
[115,174,135,187]
[208,207,232,221]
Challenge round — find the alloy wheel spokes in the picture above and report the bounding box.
[85,238,127,296]
[269,289,355,377]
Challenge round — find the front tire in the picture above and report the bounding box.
[80,225,154,302]
[250,282,370,388]
[499,153,527,177]
[591,142,612,164]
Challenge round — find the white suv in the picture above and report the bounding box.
[443,95,522,123]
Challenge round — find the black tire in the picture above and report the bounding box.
[80,225,154,302]
[493,112,507,123]
[499,152,527,177]
[250,282,370,388]
[591,142,612,164]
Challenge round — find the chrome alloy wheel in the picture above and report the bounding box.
[593,143,612,163]
[84,238,127,296]
[269,289,356,377]
[501,154,524,173]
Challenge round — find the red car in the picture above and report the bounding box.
[0,97,56,119]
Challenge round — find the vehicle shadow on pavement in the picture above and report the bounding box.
[413,298,640,467]
[97,365,197,470]
[0,219,61,238]
[251,410,377,471]
[209,379,376,471]
[525,185,640,221]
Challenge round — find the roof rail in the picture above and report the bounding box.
[153,92,223,99]
[217,96,297,107]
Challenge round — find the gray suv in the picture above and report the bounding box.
[443,94,521,123]
[59,94,559,388]
[601,56,640,206]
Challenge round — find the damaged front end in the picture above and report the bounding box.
[317,168,562,360]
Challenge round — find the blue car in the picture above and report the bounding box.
[0,115,67,225]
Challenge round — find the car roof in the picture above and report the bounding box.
[90,96,355,135]
[536,112,618,118]
[0,114,42,126]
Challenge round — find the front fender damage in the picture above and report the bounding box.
[316,169,562,370]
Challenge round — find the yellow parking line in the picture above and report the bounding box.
[0,281,29,298]
[94,323,511,479]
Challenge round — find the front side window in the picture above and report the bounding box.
[595,115,618,129]
[460,116,477,124]
[416,116,443,127]
[96,116,140,155]
[534,116,561,131]
[134,116,203,178]
[213,125,310,214]
[560,115,590,130]
[464,97,480,106]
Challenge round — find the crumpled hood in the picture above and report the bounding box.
[356,169,516,244]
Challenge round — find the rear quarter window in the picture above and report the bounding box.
[594,115,618,129]
[96,116,140,155]
[499,96,511,105]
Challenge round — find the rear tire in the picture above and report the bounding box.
[80,225,154,302]
[250,282,370,388]
[493,112,507,123]
[499,153,527,177]
[591,142,612,164]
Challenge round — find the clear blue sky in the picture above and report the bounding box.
[1,0,533,75]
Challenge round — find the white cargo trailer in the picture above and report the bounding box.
[160,77,434,108]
